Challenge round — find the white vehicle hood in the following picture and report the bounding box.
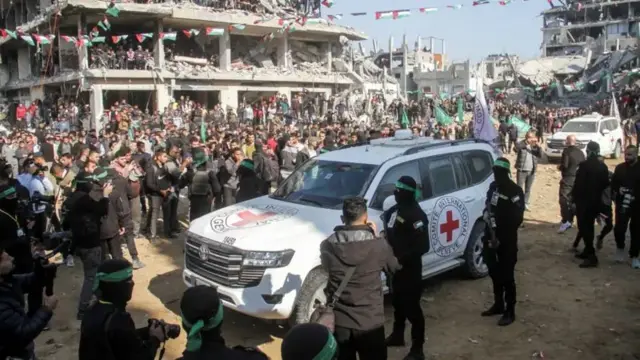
[550,131,597,143]
[188,196,341,251]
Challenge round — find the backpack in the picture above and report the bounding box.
[261,156,279,182]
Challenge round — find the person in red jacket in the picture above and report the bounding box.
[15,104,27,129]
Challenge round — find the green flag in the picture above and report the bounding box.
[435,106,453,126]
[106,5,120,17]
[401,110,409,128]
[510,116,531,134]
[200,120,207,142]
[456,98,464,123]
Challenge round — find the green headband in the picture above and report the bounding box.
[312,332,338,360]
[182,302,224,352]
[0,186,16,199]
[493,159,510,170]
[240,160,254,171]
[395,181,422,200]
[92,267,133,291]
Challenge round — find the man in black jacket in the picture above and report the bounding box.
[63,171,111,320]
[573,141,610,268]
[0,245,58,359]
[481,158,525,326]
[184,152,220,221]
[99,169,127,262]
[382,176,429,360]
[79,259,165,360]
[611,145,639,265]
[144,149,172,240]
[320,196,399,360]
[558,135,585,234]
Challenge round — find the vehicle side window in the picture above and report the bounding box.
[609,119,619,130]
[370,160,422,210]
[461,150,493,185]
[452,156,470,189]
[421,156,457,198]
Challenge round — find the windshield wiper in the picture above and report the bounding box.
[298,197,323,207]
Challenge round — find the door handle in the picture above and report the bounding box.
[463,197,475,203]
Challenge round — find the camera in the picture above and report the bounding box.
[148,319,181,339]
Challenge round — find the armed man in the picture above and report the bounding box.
[382,175,429,360]
[572,141,610,268]
[481,157,525,326]
[610,145,639,266]
[184,152,220,221]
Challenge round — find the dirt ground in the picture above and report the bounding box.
[36,155,640,360]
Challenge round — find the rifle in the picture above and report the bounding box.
[483,210,500,249]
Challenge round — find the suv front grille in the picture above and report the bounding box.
[185,234,265,288]
[547,140,565,149]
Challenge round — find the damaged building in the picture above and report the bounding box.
[0,0,389,126]
[541,0,640,57]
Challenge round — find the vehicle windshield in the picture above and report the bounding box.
[271,159,377,209]
[561,121,597,133]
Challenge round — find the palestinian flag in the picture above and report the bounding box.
[419,7,438,13]
[160,32,176,41]
[473,0,490,5]
[205,27,224,36]
[98,18,111,31]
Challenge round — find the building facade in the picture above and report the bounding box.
[0,0,366,126]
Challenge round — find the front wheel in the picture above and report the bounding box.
[289,268,327,326]
[463,221,489,278]
[611,141,622,159]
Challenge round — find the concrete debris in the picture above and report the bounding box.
[173,56,209,66]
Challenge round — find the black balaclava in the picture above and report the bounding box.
[492,157,511,185]
[281,323,338,360]
[180,285,225,354]
[95,259,134,308]
[237,159,256,178]
[394,175,419,206]
[586,141,600,158]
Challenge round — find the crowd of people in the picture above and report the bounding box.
[89,43,154,70]
[0,84,640,360]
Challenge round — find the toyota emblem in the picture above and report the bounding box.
[198,244,209,261]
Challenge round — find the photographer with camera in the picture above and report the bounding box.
[63,170,112,320]
[27,163,54,242]
[0,243,58,360]
[178,285,268,360]
[79,258,167,360]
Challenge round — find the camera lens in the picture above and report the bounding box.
[166,324,181,339]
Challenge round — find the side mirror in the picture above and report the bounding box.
[382,195,396,212]
[601,128,610,135]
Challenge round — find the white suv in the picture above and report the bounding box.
[183,130,498,324]
[544,113,624,160]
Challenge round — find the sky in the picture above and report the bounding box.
[324,0,550,63]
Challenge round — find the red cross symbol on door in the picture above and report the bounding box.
[439,210,460,243]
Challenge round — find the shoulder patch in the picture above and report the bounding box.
[413,220,424,229]
[511,195,520,203]
[396,216,405,223]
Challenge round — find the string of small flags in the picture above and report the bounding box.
[323,0,532,21]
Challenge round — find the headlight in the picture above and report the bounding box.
[546,139,550,144]
[243,250,295,268]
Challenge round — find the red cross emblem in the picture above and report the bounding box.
[231,210,277,227]
[439,210,460,243]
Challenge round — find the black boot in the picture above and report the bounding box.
[385,332,405,347]
[497,308,515,326]
[481,303,504,317]
[403,346,425,360]
[575,252,588,260]
[579,256,599,268]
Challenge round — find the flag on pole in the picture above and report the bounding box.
[435,106,453,125]
[420,7,438,13]
[200,119,207,142]
[401,110,409,128]
[457,97,464,123]
[610,93,621,121]
[473,80,498,145]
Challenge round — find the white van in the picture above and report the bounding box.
[183,131,498,324]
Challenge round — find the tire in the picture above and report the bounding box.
[289,267,327,326]
[611,141,621,159]
[463,221,489,279]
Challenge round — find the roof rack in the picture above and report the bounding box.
[337,141,369,150]
[403,138,494,155]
